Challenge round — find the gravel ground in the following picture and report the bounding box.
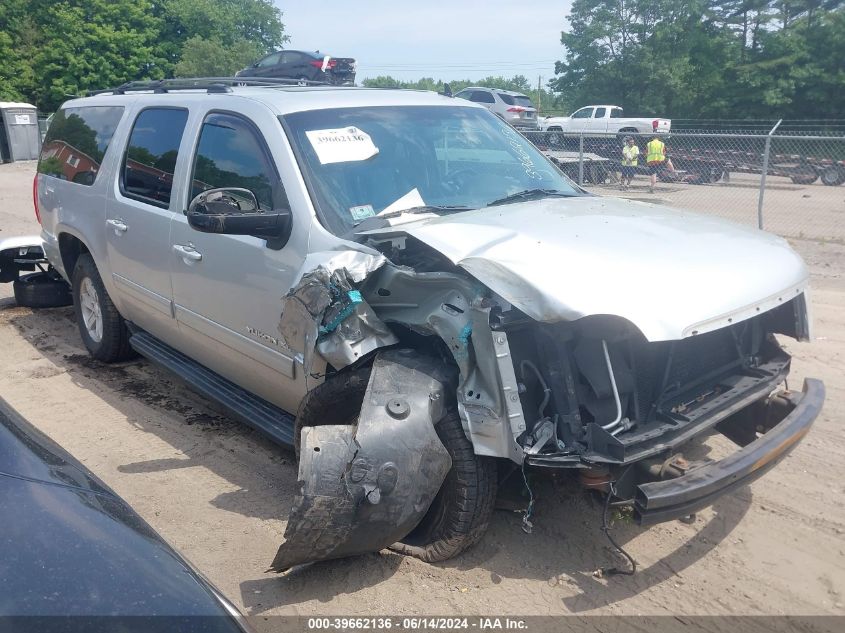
[1,160,844,620]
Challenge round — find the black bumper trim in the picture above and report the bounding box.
[634,378,824,526]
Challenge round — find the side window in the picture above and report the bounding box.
[281,51,303,65]
[473,91,495,104]
[38,106,124,185]
[120,108,188,208]
[594,107,606,119]
[190,113,279,211]
[497,93,515,105]
[610,107,624,118]
[256,52,281,68]
[454,91,472,101]
[572,107,593,119]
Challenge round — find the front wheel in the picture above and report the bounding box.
[296,368,498,562]
[390,411,497,562]
[71,254,134,362]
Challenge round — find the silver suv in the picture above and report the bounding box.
[454,87,538,129]
[32,79,823,573]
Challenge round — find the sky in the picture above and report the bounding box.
[275,0,573,84]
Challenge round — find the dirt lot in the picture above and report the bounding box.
[1,160,844,618]
[591,172,845,242]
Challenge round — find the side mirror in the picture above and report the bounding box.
[187,187,292,248]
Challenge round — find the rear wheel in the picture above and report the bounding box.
[71,254,134,362]
[820,165,845,187]
[295,365,498,562]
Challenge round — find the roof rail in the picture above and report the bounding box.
[87,76,333,96]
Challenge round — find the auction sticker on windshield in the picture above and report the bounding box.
[305,126,379,164]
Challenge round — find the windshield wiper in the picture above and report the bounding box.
[486,189,577,207]
[359,205,472,224]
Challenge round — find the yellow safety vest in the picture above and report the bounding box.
[646,138,665,164]
[622,145,639,166]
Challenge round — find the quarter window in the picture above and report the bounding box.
[121,108,189,207]
[37,106,124,185]
[191,112,278,211]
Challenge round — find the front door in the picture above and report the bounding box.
[169,110,303,411]
[106,106,190,338]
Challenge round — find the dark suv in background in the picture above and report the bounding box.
[235,49,356,85]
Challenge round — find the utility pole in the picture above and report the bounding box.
[537,75,542,117]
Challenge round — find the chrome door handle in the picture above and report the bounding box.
[172,243,202,262]
[106,218,128,234]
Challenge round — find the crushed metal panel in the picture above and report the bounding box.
[317,299,398,368]
[270,350,453,572]
[277,250,395,372]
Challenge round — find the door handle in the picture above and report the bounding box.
[106,218,128,234]
[173,243,202,262]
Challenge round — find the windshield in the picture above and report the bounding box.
[282,105,579,235]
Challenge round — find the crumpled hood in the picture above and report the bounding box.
[362,196,809,341]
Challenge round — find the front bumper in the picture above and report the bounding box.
[635,378,824,525]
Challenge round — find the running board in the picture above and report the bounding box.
[129,331,295,447]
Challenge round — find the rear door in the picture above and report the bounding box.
[169,105,306,411]
[106,107,189,337]
[279,51,311,80]
[587,106,608,134]
[468,90,496,113]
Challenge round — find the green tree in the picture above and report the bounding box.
[33,0,167,111]
[173,36,264,77]
[157,0,287,67]
[0,0,39,103]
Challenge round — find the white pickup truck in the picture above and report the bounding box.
[540,105,671,137]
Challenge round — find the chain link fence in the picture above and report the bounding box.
[523,127,845,243]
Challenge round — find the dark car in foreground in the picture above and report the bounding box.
[235,49,356,85]
[0,396,248,632]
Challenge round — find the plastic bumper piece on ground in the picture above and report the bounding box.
[634,378,824,526]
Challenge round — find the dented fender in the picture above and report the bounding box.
[270,350,454,572]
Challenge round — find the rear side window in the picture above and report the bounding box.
[610,108,624,118]
[38,106,124,186]
[471,91,495,104]
[497,93,516,105]
[257,52,281,67]
[190,112,278,211]
[120,108,189,208]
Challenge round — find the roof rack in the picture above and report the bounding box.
[88,76,333,96]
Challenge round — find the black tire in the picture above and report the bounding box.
[390,411,497,563]
[13,271,72,308]
[820,165,845,187]
[296,366,497,563]
[71,254,134,362]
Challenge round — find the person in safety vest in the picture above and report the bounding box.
[621,136,639,190]
[646,124,673,193]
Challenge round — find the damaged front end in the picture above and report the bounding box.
[272,227,823,569]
